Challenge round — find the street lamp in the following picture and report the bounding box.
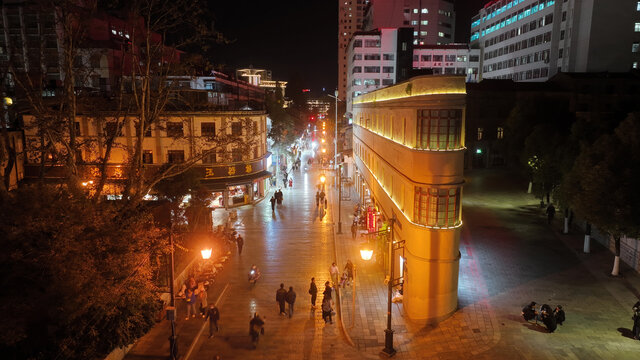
[201,248,212,260]
[360,248,373,261]
[327,91,343,188]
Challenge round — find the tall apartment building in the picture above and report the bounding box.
[413,44,481,81]
[338,0,369,100]
[352,75,466,320]
[346,28,414,112]
[364,0,455,45]
[470,0,640,81]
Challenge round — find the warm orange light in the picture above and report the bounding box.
[322,131,326,135]
[81,180,94,187]
[322,148,326,153]
[321,138,325,143]
[320,175,326,183]
[360,248,373,261]
[201,248,212,260]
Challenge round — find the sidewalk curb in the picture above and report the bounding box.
[330,185,357,348]
[182,283,230,360]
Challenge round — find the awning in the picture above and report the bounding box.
[200,170,272,191]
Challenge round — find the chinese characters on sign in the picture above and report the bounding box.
[203,159,264,179]
[367,207,377,233]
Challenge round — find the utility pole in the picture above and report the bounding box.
[337,163,342,234]
[381,217,396,357]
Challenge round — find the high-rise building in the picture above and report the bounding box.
[338,0,369,100]
[364,0,456,46]
[352,75,466,320]
[470,0,640,82]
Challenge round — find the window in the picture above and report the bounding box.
[438,32,445,37]
[421,20,428,25]
[382,66,394,73]
[562,11,566,21]
[166,122,183,137]
[420,31,427,36]
[231,122,242,136]
[136,125,152,137]
[363,79,380,86]
[364,66,380,73]
[232,148,242,162]
[364,39,380,47]
[411,20,418,25]
[353,54,362,60]
[382,79,394,85]
[457,55,467,62]
[414,187,460,227]
[417,109,462,150]
[633,42,640,53]
[364,53,380,60]
[353,39,363,48]
[413,8,418,13]
[559,48,563,58]
[421,8,428,13]
[634,62,639,69]
[143,150,153,164]
[444,67,455,74]
[383,53,394,60]
[167,150,184,163]
[433,55,443,61]
[352,66,362,73]
[202,150,216,164]
[105,122,122,137]
[635,22,640,32]
[470,55,479,62]
[445,55,456,62]
[637,1,640,11]
[497,127,504,139]
[421,55,432,61]
[353,79,362,86]
[201,122,216,137]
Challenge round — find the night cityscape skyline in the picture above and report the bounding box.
[1,1,639,359]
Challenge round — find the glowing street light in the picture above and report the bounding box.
[201,248,212,260]
[360,248,373,261]
[322,148,326,153]
[320,175,326,184]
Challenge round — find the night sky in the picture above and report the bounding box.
[208,0,488,93]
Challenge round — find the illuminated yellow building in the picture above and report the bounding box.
[352,75,466,321]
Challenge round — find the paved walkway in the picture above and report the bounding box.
[333,168,640,360]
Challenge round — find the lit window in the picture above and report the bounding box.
[420,31,427,36]
[635,22,640,32]
[637,1,640,11]
[438,32,445,37]
[413,8,418,13]
[421,20,428,25]
[477,127,483,140]
[411,20,418,25]
[111,29,117,35]
[418,109,462,150]
[633,42,640,53]
[414,187,460,227]
[633,62,638,69]
[497,127,504,139]
[413,31,418,36]
[421,8,428,13]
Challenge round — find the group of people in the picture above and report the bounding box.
[178,276,210,320]
[275,283,297,318]
[308,277,336,324]
[270,189,284,211]
[522,301,565,333]
[315,189,327,208]
[329,261,354,289]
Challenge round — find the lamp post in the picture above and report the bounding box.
[337,163,342,234]
[327,91,342,189]
[168,230,177,360]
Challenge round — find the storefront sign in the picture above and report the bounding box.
[367,206,377,233]
[203,158,264,179]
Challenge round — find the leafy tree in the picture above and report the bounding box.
[0,186,167,359]
[561,113,640,275]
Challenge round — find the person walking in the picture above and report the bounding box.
[197,283,208,317]
[329,263,339,287]
[308,277,318,308]
[276,283,287,316]
[270,196,276,212]
[351,222,357,240]
[285,286,297,318]
[344,260,354,286]
[236,235,244,255]
[316,191,320,207]
[249,312,265,348]
[185,288,197,320]
[546,203,556,224]
[204,304,220,338]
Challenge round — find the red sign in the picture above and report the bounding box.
[367,207,377,233]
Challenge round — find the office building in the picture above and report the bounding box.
[338,0,369,100]
[470,0,640,81]
[364,0,456,45]
[352,75,466,320]
[413,44,481,81]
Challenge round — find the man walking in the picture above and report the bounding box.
[351,222,357,240]
[285,286,296,318]
[270,196,276,212]
[236,235,244,255]
[276,283,287,316]
[329,263,339,287]
[308,277,318,308]
[546,203,556,224]
[316,191,320,207]
[204,304,220,338]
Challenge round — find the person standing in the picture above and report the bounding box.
[308,277,318,308]
[197,283,208,317]
[546,203,556,224]
[632,301,640,340]
[323,281,333,300]
[285,286,297,318]
[289,178,293,188]
[329,263,339,287]
[270,196,276,212]
[344,260,354,286]
[276,283,287,316]
[316,191,320,207]
[185,288,197,320]
[236,235,244,255]
[351,222,357,240]
[204,304,220,338]
[554,305,565,326]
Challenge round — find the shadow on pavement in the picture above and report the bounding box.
[222,333,254,350]
[617,327,636,339]
[522,323,548,333]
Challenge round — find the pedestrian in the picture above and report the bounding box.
[546,203,556,224]
[320,190,325,203]
[236,234,244,255]
[276,283,287,316]
[270,196,276,212]
[321,297,333,324]
[323,281,333,300]
[249,312,265,348]
[351,222,357,240]
[289,178,293,188]
[197,283,208,317]
[344,260,354,286]
[316,191,320,207]
[554,305,565,325]
[204,304,220,338]
[286,286,297,318]
[324,198,328,208]
[329,263,339,287]
[186,276,197,292]
[308,277,318,308]
[522,301,537,321]
[632,301,640,340]
[185,288,197,320]
[283,178,287,188]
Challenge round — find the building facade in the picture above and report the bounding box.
[338,0,369,100]
[364,0,456,46]
[346,28,414,112]
[413,44,481,81]
[470,0,640,81]
[352,75,466,320]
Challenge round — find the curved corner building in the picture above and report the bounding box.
[352,75,465,320]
